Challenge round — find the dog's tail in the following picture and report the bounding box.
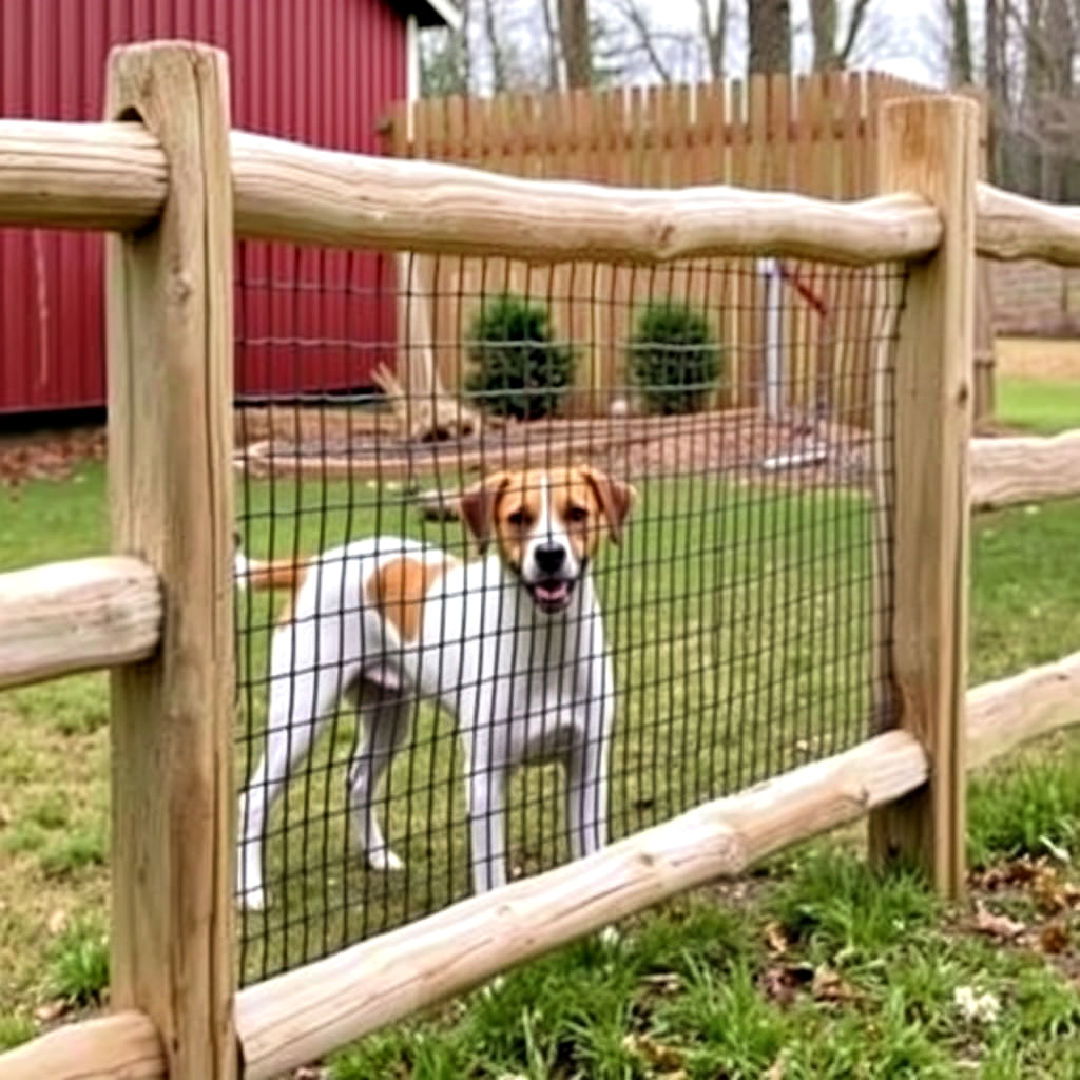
[233,537,308,593]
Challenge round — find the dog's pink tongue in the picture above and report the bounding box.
[536,581,568,602]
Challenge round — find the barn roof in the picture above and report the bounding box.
[390,0,461,30]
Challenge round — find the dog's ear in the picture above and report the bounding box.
[579,465,637,545]
[458,471,511,553]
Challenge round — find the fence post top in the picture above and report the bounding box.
[107,38,228,63]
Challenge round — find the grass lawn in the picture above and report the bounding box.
[994,334,1080,434]
[2,455,1080,1074]
[996,377,1080,435]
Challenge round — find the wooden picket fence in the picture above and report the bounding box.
[385,73,995,424]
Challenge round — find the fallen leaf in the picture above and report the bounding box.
[764,921,790,956]
[1039,921,1070,954]
[759,964,813,1006]
[34,999,67,1024]
[811,966,860,1004]
[973,902,1026,942]
[765,1054,790,1079]
[1032,866,1071,915]
[622,1033,684,1072]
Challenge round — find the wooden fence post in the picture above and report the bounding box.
[105,43,237,1078]
[868,96,977,898]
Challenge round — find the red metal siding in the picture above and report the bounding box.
[0,0,406,414]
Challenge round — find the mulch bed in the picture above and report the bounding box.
[235,406,875,491]
[0,427,107,489]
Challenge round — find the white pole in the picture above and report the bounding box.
[758,256,783,421]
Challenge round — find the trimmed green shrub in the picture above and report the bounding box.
[629,301,722,415]
[464,293,576,420]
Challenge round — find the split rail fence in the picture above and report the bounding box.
[0,41,1078,1080]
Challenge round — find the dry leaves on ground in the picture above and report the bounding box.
[622,1032,685,1075]
[972,901,1027,943]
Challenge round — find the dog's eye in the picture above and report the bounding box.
[566,505,589,523]
[506,509,532,527]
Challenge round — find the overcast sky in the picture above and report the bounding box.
[639,0,944,86]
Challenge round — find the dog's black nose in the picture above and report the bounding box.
[534,542,567,574]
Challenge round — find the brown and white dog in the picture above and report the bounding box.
[234,465,636,911]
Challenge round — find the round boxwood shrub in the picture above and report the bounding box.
[464,293,576,420]
[629,301,722,415]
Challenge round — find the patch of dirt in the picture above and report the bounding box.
[996,337,1080,381]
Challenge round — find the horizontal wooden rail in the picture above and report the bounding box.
[970,429,1080,511]
[967,650,1080,770]
[0,556,161,690]
[11,120,1080,268]
[977,182,1080,266]
[0,120,167,230]
[0,118,942,265]
[229,131,941,265]
[234,730,926,1078]
[0,1010,163,1080]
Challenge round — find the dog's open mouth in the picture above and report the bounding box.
[527,578,576,612]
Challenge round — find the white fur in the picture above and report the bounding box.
[236,518,617,911]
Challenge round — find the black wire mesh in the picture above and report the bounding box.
[233,246,906,986]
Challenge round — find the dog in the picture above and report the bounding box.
[234,464,636,911]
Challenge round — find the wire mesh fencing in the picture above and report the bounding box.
[233,248,907,986]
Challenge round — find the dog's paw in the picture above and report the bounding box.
[237,885,267,911]
[368,848,405,873]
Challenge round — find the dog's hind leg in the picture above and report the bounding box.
[237,659,350,911]
[346,675,412,872]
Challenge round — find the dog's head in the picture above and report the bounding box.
[459,465,636,614]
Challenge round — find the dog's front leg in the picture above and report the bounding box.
[566,730,608,861]
[465,731,509,894]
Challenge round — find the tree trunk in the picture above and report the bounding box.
[809,0,838,71]
[540,0,563,91]
[749,0,791,75]
[949,0,973,86]
[697,0,729,81]
[481,0,507,93]
[558,0,593,88]
[985,0,1004,180]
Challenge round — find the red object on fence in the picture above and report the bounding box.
[0,0,444,415]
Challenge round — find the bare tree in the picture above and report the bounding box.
[539,0,564,90]
[808,0,874,71]
[612,0,676,81]
[749,0,791,74]
[944,0,973,84]
[559,0,594,87]
[697,0,730,80]
[481,0,509,92]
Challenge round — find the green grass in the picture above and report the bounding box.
[997,376,1080,434]
[330,851,1080,1078]
[2,458,1080,1071]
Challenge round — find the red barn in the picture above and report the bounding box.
[0,0,456,415]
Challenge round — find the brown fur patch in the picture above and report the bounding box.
[246,559,307,592]
[366,556,457,640]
